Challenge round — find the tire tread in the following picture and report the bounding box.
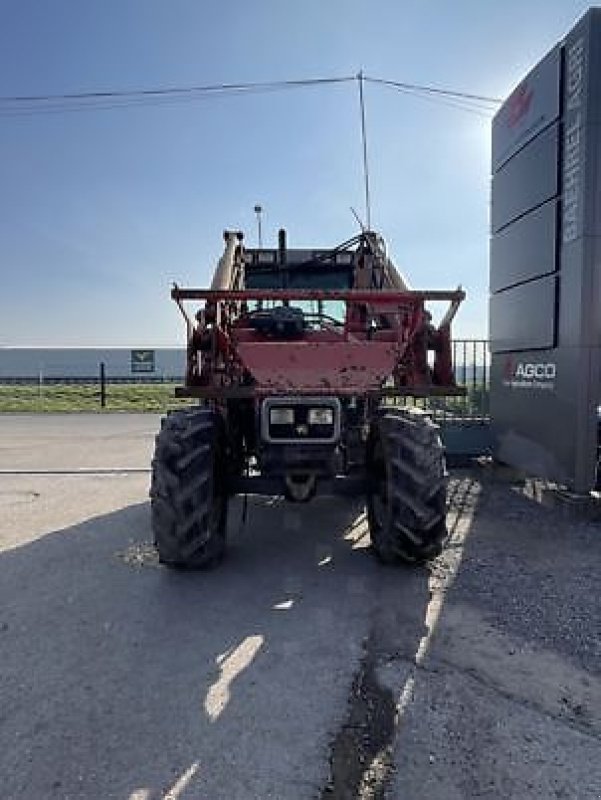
[150,407,227,568]
[368,407,448,564]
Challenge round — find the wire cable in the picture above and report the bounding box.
[0,85,349,116]
[374,85,496,118]
[0,77,354,117]
[365,78,498,118]
[0,76,355,105]
[0,73,502,118]
[364,75,501,106]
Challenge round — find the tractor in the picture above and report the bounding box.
[150,228,464,567]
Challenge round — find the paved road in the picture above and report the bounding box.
[0,414,158,471]
[0,414,600,799]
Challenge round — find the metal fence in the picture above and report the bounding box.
[0,340,492,424]
[1,375,182,385]
[396,339,490,423]
[394,339,491,458]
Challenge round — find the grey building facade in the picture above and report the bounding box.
[490,8,601,492]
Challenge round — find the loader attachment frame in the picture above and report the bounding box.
[172,285,466,399]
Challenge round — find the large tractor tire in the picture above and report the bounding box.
[150,407,228,568]
[367,407,448,563]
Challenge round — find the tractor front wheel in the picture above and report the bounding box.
[367,408,448,563]
[150,407,228,568]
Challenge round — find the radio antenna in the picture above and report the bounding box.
[357,71,372,231]
[350,206,366,232]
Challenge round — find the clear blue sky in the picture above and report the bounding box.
[0,0,594,345]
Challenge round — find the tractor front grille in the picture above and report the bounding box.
[261,397,340,444]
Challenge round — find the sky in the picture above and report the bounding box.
[0,0,595,346]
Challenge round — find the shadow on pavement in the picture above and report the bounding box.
[0,493,432,800]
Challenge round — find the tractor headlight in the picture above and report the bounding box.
[308,408,334,426]
[270,407,295,425]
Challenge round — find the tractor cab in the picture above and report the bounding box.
[244,235,357,327]
[244,246,355,291]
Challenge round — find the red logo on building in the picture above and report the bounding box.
[506,83,533,128]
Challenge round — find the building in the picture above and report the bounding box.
[0,348,185,380]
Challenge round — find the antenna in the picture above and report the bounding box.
[253,204,263,247]
[357,71,372,231]
[350,206,366,232]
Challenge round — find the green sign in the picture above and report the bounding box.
[131,349,155,373]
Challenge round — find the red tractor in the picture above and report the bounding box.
[150,229,464,568]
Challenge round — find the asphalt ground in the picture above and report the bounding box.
[0,414,600,799]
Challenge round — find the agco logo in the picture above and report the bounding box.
[507,83,534,128]
[503,358,556,390]
[515,363,556,380]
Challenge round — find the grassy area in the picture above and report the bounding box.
[0,382,490,416]
[0,383,192,413]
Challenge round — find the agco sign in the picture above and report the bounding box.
[503,358,556,390]
[515,363,556,379]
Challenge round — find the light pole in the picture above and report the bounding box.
[254,204,263,248]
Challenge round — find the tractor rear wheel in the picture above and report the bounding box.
[150,407,228,568]
[367,408,448,563]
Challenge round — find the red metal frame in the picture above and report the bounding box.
[173,288,465,303]
[172,285,465,398]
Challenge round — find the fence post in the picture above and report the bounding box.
[100,362,106,409]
